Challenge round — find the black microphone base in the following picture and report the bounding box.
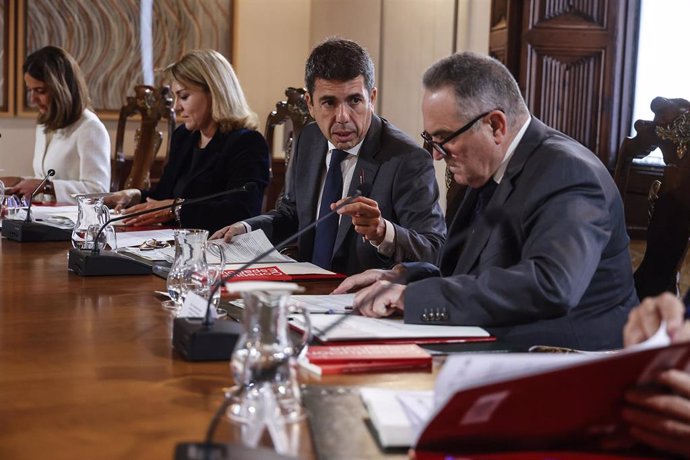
[1,220,71,242]
[173,317,243,361]
[68,248,152,276]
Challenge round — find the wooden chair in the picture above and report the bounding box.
[614,96,690,299]
[111,85,176,192]
[263,87,313,211]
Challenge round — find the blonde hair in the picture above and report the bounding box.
[23,46,91,131]
[164,49,257,132]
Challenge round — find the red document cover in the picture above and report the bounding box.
[222,265,344,282]
[412,341,690,459]
[307,343,432,364]
[303,344,433,375]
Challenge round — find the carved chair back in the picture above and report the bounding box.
[111,85,176,192]
[614,97,690,298]
[263,87,313,211]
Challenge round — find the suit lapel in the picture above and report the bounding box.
[299,135,329,259]
[453,181,510,274]
[451,118,545,274]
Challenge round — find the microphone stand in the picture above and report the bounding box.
[173,188,367,361]
[1,170,71,242]
[68,184,256,276]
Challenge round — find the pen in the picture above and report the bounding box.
[358,169,366,243]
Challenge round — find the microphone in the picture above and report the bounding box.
[1,170,71,242]
[68,183,258,276]
[172,186,369,361]
[25,169,55,223]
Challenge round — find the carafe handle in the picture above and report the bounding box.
[206,240,226,286]
[290,305,311,356]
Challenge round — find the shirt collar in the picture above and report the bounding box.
[327,139,364,157]
[493,116,531,184]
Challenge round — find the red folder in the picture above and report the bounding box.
[303,344,432,375]
[222,266,344,282]
[412,341,690,459]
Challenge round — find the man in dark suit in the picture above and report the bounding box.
[212,38,446,275]
[334,52,638,350]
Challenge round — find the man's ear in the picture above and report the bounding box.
[305,92,315,117]
[489,110,508,144]
[369,87,378,106]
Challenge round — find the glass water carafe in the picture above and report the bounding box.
[225,281,310,454]
[72,195,116,250]
[165,228,225,312]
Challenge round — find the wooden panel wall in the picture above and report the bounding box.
[490,0,638,171]
[520,0,632,169]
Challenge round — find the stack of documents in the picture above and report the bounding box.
[288,307,492,344]
[12,205,77,229]
[119,229,344,281]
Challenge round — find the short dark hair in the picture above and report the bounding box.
[23,46,90,131]
[305,37,375,96]
[423,52,528,126]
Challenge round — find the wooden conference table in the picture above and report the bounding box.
[0,237,436,459]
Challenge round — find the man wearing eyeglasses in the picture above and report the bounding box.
[212,38,446,275]
[334,52,638,350]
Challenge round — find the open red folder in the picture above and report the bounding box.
[412,341,690,459]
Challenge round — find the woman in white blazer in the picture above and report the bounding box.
[3,46,110,203]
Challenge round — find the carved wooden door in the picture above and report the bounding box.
[490,0,639,170]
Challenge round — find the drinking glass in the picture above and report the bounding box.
[2,195,26,220]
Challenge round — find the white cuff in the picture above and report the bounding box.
[371,218,395,257]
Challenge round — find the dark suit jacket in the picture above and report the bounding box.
[245,115,446,275]
[144,125,269,234]
[404,118,638,350]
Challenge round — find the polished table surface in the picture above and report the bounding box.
[0,237,435,459]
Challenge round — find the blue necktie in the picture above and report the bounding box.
[312,149,349,269]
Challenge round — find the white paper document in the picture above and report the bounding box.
[16,205,78,228]
[207,230,294,265]
[288,294,354,314]
[288,314,490,342]
[360,388,432,448]
[177,291,218,319]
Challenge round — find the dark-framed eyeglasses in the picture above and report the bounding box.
[421,109,501,157]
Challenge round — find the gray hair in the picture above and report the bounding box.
[423,52,529,128]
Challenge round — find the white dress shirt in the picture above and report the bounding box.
[316,141,396,256]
